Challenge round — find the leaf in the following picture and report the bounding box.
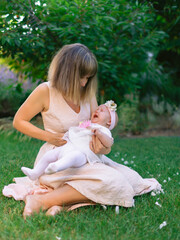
[5,14,13,22]
[103,16,117,22]
[116,21,126,26]
[58,6,67,14]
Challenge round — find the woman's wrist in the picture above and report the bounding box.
[44,130,54,143]
[44,130,52,142]
[101,147,111,155]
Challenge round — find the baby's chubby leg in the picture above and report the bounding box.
[21,147,61,180]
[45,151,87,174]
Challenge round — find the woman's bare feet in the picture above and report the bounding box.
[23,195,45,219]
[45,206,64,216]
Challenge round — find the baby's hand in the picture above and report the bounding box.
[92,128,101,137]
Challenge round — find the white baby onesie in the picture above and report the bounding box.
[63,123,112,164]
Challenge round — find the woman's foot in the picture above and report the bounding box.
[46,206,63,216]
[23,195,45,219]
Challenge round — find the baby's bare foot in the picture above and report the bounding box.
[23,195,44,219]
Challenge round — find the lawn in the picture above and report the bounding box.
[0,130,179,240]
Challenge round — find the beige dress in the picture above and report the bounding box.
[3,82,162,207]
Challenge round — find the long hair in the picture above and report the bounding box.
[48,43,98,104]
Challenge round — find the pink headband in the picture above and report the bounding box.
[104,100,117,130]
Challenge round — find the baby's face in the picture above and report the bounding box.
[91,105,111,127]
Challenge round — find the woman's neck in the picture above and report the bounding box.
[63,96,80,114]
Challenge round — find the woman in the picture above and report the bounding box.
[3,43,161,218]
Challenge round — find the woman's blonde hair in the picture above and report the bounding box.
[48,43,98,104]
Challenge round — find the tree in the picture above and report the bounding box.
[138,0,180,105]
[0,0,167,104]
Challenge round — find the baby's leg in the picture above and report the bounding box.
[21,147,61,180]
[45,151,87,174]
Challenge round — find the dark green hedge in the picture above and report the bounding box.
[0,0,174,105]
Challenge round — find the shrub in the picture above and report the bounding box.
[0,82,30,117]
[116,96,146,134]
[0,0,166,105]
[0,65,34,117]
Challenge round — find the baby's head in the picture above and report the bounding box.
[91,101,118,130]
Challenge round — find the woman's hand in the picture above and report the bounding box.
[46,131,67,147]
[90,134,111,155]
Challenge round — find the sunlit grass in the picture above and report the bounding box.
[0,131,179,240]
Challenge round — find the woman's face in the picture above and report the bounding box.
[80,76,91,87]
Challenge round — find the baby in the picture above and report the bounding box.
[21,100,118,180]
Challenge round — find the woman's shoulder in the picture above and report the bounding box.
[35,82,49,92]
[32,82,50,99]
[31,82,50,111]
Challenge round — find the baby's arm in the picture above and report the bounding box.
[92,129,113,148]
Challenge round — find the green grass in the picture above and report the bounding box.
[0,131,179,240]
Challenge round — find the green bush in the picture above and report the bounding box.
[0,82,31,117]
[116,96,146,134]
[0,0,166,105]
[138,0,180,106]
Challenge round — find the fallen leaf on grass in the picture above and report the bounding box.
[151,192,156,196]
[155,201,162,207]
[56,237,61,240]
[101,205,107,210]
[114,152,120,157]
[159,221,167,229]
[115,206,119,214]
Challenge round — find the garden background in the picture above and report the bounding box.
[0,1,179,240]
[0,0,180,135]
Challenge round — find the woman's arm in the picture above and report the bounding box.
[13,83,66,146]
[89,96,111,154]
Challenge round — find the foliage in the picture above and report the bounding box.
[116,96,145,134]
[138,59,180,108]
[0,0,167,105]
[0,82,31,117]
[0,131,180,239]
[0,65,34,117]
[143,0,180,54]
[138,0,180,105]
